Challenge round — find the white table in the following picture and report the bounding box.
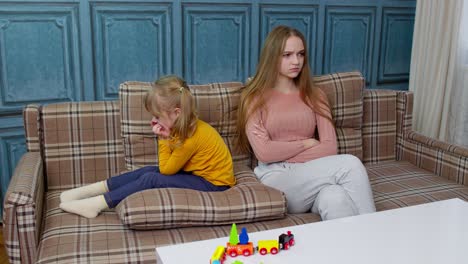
[156,198,468,264]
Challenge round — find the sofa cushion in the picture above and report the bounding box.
[41,102,126,190]
[37,190,318,264]
[367,160,468,211]
[115,164,287,230]
[314,72,364,159]
[119,81,252,171]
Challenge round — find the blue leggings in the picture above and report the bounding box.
[104,166,229,208]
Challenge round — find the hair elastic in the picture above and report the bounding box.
[179,87,184,93]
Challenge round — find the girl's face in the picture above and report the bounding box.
[278,36,305,80]
[151,108,180,131]
[151,107,181,137]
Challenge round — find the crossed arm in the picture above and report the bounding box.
[246,110,337,164]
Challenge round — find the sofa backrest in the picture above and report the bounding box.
[30,101,126,190]
[314,72,364,160]
[362,90,398,164]
[22,72,408,190]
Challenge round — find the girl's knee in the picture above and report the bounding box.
[138,166,159,173]
[136,172,161,188]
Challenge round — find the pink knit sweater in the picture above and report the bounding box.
[246,89,337,163]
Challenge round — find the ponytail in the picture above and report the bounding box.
[145,75,198,148]
[171,86,198,146]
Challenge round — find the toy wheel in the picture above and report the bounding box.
[243,249,251,256]
[271,247,278,255]
[259,248,267,255]
[284,243,290,250]
[229,251,238,257]
[290,239,295,246]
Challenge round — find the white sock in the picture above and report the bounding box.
[60,181,108,203]
[59,195,109,218]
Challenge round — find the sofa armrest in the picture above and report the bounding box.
[395,90,468,186]
[2,152,44,264]
[399,131,468,186]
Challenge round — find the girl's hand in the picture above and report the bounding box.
[151,119,170,138]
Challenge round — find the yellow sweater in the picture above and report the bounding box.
[158,120,236,187]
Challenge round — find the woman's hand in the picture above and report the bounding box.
[302,138,320,148]
[252,121,269,140]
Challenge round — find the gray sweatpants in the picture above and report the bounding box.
[254,154,376,220]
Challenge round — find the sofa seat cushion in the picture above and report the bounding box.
[37,191,320,264]
[367,161,468,211]
[115,164,288,230]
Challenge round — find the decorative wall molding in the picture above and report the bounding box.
[324,6,376,83]
[0,4,80,112]
[0,120,26,218]
[183,4,250,84]
[378,7,415,84]
[91,3,172,100]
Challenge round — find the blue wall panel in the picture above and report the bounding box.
[378,7,415,85]
[0,0,416,220]
[324,7,376,83]
[183,4,250,84]
[0,116,26,218]
[92,3,172,99]
[0,4,81,113]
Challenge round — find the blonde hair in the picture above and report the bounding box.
[236,25,333,154]
[145,75,198,147]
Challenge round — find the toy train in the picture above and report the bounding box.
[210,223,295,264]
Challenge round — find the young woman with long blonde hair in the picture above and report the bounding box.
[237,26,375,220]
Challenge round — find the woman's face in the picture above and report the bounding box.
[278,36,305,80]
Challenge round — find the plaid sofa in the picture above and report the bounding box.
[3,72,468,263]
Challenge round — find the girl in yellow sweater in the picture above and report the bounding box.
[60,75,235,218]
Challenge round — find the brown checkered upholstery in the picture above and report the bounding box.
[23,105,41,153]
[3,152,44,264]
[369,161,468,210]
[362,90,397,163]
[3,71,468,264]
[314,72,364,159]
[116,165,287,230]
[41,102,126,191]
[37,193,318,263]
[395,91,468,185]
